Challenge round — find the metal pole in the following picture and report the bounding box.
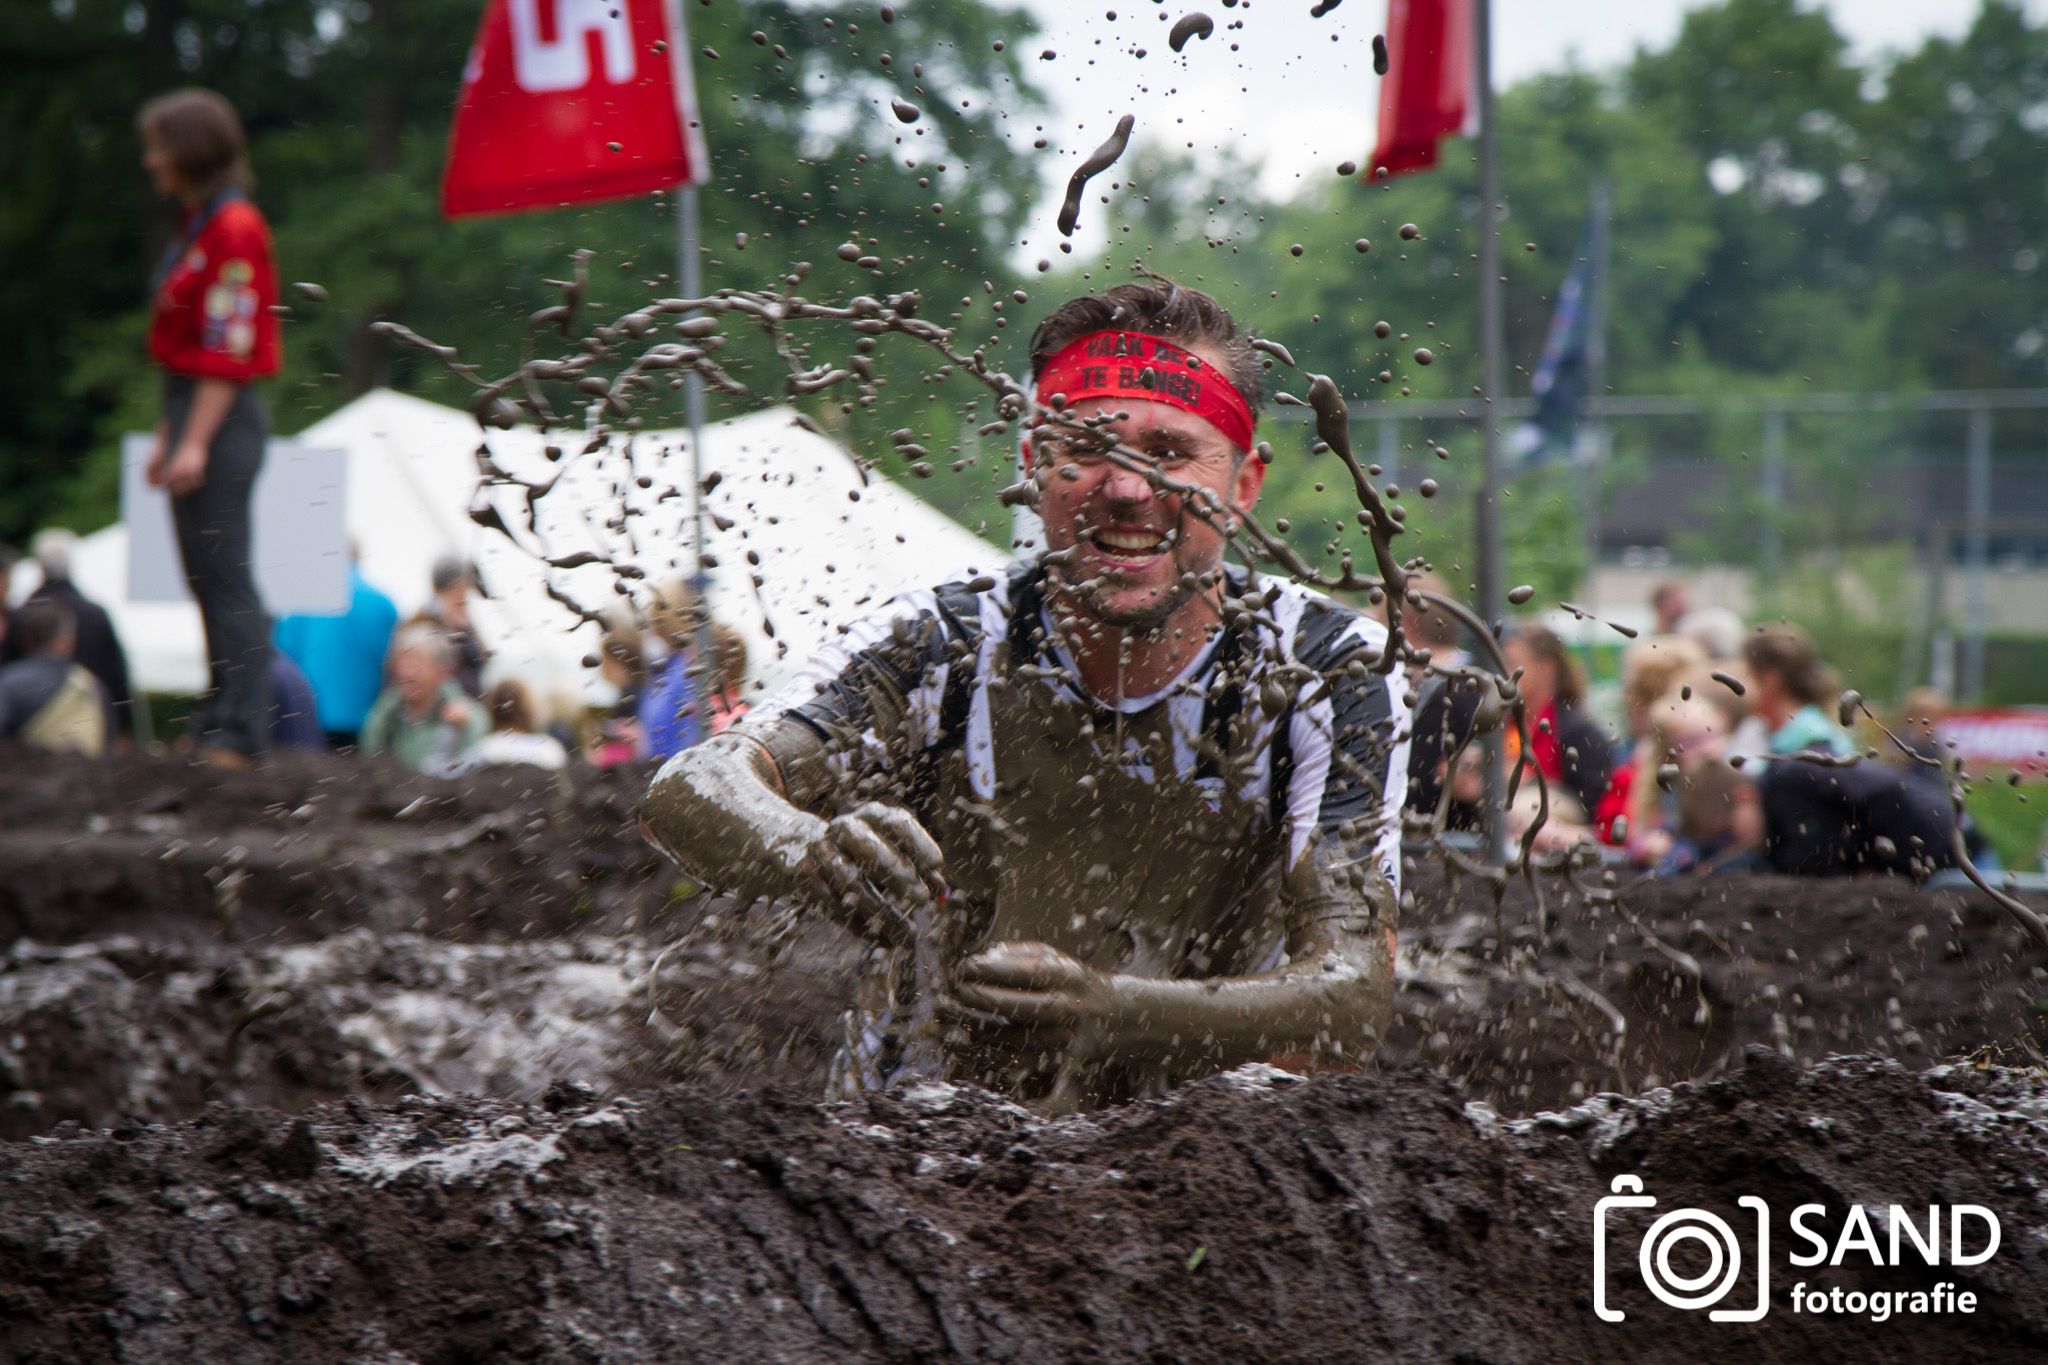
[1963,408,1992,702]
[1929,524,1955,697]
[1474,0,1509,862]
[1761,407,1787,577]
[679,185,717,730]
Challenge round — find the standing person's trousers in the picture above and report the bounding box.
[163,374,272,759]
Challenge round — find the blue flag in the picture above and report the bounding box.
[1514,214,1599,468]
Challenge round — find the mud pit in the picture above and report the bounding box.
[4,747,2048,1359]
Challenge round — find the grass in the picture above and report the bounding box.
[1965,780,2048,872]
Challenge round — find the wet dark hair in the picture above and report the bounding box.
[483,679,538,733]
[1743,624,1836,706]
[1028,280,1265,423]
[11,599,75,657]
[1505,622,1587,708]
[137,88,250,198]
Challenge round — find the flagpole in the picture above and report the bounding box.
[1473,0,1510,862]
[678,183,716,730]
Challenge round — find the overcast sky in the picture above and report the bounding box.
[1001,0,2040,254]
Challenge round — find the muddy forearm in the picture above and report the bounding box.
[1112,864,1397,1070]
[640,729,828,905]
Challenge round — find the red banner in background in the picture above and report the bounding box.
[442,0,707,218]
[1938,708,2048,778]
[1369,0,1474,179]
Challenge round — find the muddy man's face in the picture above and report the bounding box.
[1029,343,1264,633]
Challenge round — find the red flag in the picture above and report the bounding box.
[442,0,708,218]
[1368,0,1474,179]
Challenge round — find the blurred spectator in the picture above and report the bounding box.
[268,649,325,750]
[706,622,751,736]
[1651,581,1691,635]
[1654,756,1767,877]
[140,89,279,771]
[1758,753,1956,879]
[1,530,135,743]
[639,580,704,763]
[1675,606,1744,662]
[0,543,15,645]
[461,679,568,771]
[1888,687,2000,872]
[0,600,107,757]
[1502,623,1613,831]
[588,627,645,767]
[1400,570,1471,681]
[1403,574,1487,831]
[1595,634,1710,844]
[274,550,399,748]
[1621,693,1729,866]
[1683,661,1751,734]
[1893,687,1951,765]
[359,625,488,773]
[1739,625,1853,759]
[409,556,489,697]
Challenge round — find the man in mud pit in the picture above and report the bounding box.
[643,281,1410,1111]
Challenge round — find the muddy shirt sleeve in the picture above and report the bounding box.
[738,583,979,801]
[1281,612,1412,894]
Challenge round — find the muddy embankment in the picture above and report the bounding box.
[2,747,2046,1360]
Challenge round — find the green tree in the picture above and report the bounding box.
[3,0,1047,546]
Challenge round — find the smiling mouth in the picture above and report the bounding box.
[1084,526,1179,559]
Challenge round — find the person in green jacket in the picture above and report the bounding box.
[359,623,488,774]
[1742,624,1855,760]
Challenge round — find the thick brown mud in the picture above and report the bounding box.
[3,747,2046,1360]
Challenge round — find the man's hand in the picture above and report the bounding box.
[942,940,1123,1056]
[799,801,946,948]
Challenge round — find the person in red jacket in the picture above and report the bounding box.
[139,88,280,767]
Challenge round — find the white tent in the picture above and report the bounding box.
[42,390,1003,703]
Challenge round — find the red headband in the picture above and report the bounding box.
[1033,329,1255,453]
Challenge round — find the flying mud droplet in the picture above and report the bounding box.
[1412,347,1434,366]
[1354,238,1371,252]
[880,5,895,20]
[1418,478,1439,498]
[1712,671,1747,696]
[1372,33,1388,74]
[1251,337,1296,367]
[1507,584,1535,605]
[837,242,862,261]
[1838,689,1864,727]
[1057,114,1136,237]
[1337,160,1358,177]
[1168,13,1214,51]
[606,142,623,153]
[891,98,921,124]
[1311,0,1344,17]
[1289,243,1304,257]
[293,282,328,303]
[1373,320,1391,338]
[1399,223,1421,240]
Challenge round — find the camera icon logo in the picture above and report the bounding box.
[1594,1175,1771,1322]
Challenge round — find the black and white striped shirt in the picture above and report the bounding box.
[752,560,1411,890]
